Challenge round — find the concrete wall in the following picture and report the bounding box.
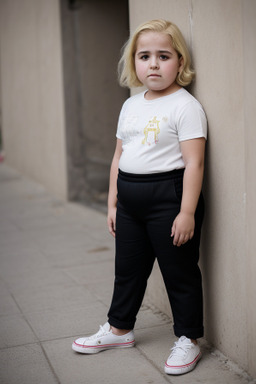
[129,0,256,377]
[0,0,255,377]
[0,0,129,203]
[60,0,129,204]
[243,0,256,375]
[0,0,67,199]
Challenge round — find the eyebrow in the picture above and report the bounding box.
[136,50,172,55]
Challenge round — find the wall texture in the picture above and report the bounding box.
[129,0,256,377]
[60,0,129,204]
[243,0,256,375]
[0,0,255,378]
[0,0,67,199]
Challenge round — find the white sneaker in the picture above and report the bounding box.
[72,322,135,354]
[164,336,201,375]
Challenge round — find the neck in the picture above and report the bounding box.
[145,85,182,100]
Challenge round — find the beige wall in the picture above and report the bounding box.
[243,0,256,376]
[129,0,256,377]
[60,0,129,203]
[0,0,67,199]
[0,0,255,377]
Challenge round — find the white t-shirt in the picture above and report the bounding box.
[116,88,207,174]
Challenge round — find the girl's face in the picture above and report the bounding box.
[135,31,183,99]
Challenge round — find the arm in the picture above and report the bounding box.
[171,137,206,247]
[107,138,123,237]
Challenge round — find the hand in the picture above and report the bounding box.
[171,212,195,247]
[107,207,117,237]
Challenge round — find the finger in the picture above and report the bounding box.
[177,235,184,247]
[109,228,116,238]
[182,234,189,245]
[172,230,177,245]
[107,221,112,233]
[173,232,182,246]
[171,221,176,238]
[108,221,115,237]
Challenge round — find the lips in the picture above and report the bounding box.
[148,74,161,78]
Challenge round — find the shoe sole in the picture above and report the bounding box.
[164,352,202,375]
[72,340,135,354]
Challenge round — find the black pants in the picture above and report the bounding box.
[108,169,204,339]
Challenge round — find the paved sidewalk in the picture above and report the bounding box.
[0,163,255,384]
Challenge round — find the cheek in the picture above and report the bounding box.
[165,62,180,77]
[135,61,146,79]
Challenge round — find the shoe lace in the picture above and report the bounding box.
[170,339,192,358]
[87,325,109,340]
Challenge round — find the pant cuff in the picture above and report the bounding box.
[173,325,204,339]
[108,317,135,330]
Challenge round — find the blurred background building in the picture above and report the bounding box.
[0,0,255,379]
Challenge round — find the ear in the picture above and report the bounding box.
[178,56,184,73]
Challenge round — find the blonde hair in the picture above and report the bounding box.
[118,19,195,88]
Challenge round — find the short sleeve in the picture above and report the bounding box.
[177,101,207,142]
[116,111,123,140]
[116,100,128,140]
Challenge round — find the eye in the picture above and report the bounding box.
[140,54,149,60]
[160,55,169,60]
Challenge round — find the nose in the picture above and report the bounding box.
[150,57,159,69]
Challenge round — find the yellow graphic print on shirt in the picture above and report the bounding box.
[142,116,160,145]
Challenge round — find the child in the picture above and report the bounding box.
[72,19,207,376]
